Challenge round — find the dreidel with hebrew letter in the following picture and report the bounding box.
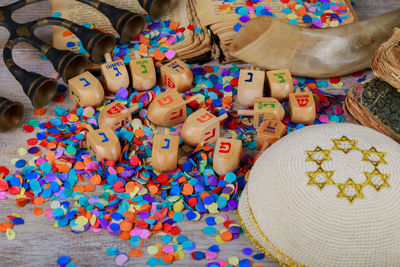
[129,51,156,91]
[147,90,199,127]
[181,109,228,147]
[237,68,265,107]
[98,101,140,130]
[289,89,316,125]
[160,59,193,92]
[213,137,242,176]
[86,124,121,162]
[68,71,104,107]
[101,53,130,93]
[256,120,287,152]
[266,69,294,101]
[237,97,285,129]
[151,129,179,173]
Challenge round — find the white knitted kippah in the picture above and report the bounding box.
[238,123,400,267]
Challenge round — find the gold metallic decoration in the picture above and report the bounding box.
[305,146,332,165]
[361,147,388,166]
[331,136,358,154]
[336,178,365,203]
[365,169,391,191]
[306,136,390,204]
[306,167,335,190]
[16,27,31,37]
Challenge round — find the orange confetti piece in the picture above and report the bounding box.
[155,49,166,61]
[16,198,29,207]
[73,185,85,193]
[125,181,137,193]
[120,220,133,232]
[139,44,148,54]
[33,207,43,216]
[84,184,95,192]
[0,221,13,233]
[129,249,144,258]
[34,108,46,115]
[220,231,233,241]
[134,129,145,138]
[90,174,101,185]
[181,183,194,195]
[169,21,179,30]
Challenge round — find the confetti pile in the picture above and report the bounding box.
[0,214,24,241]
[0,61,348,265]
[221,0,352,32]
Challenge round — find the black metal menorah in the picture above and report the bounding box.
[0,0,170,132]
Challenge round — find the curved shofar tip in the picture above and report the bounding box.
[230,9,400,78]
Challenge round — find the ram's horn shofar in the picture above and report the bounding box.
[230,9,400,78]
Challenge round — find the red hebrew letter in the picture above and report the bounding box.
[157,95,174,106]
[218,142,231,153]
[170,108,184,120]
[204,128,216,143]
[295,95,309,107]
[107,102,125,115]
[196,113,213,123]
[164,75,175,88]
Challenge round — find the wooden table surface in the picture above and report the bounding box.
[0,1,399,266]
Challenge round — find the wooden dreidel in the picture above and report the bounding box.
[256,120,287,152]
[101,53,129,93]
[213,137,242,176]
[68,71,104,107]
[289,89,316,125]
[86,124,121,162]
[129,51,156,91]
[159,59,193,92]
[98,101,140,130]
[237,97,285,129]
[266,69,294,101]
[147,90,198,127]
[237,67,265,107]
[151,129,179,173]
[181,109,228,147]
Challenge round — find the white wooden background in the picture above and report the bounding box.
[0,1,399,266]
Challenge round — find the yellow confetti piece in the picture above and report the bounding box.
[215,235,224,243]
[50,200,60,209]
[330,20,340,27]
[176,250,185,260]
[6,228,16,240]
[287,13,298,20]
[17,148,27,156]
[147,245,159,255]
[228,256,239,265]
[173,201,184,212]
[90,214,97,226]
[10,158,18,165]
[68,114,79,122]
[215,215,226,224]
[332,82,344,89]
[76,216,88,226]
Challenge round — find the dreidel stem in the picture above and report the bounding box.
[104,53,113,63]
[184,95,199,104]
[217,113,228,122]
[133,50,141,60]
[86,124,95,132]
[164,128,170,135]
[237,110,255,116]
[127,103,140,113]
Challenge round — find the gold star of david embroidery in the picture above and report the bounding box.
[306,146,331,165]
[332,136,358,154]
[305,136,390,204]
[361,147,387,167]
[306,167,334,190]
[364,169,390,191]
[337,178,365,203]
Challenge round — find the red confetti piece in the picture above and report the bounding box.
[27,138,38,146]
[23,125,35,133]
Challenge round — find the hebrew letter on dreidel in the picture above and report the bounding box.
[98,101,140,130]
[213,138,242,175]
[160,58,193,92]
[86,124,121,162]
[158,96,174,106]
[151,129,179,173]
[101,53,129,93]
[237,69,265,107]
[267,69,294,101]
[197,113,213,123]
[68,71,104,107]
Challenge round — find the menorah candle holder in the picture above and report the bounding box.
[0,97,24,133]
[0,0,170,109]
